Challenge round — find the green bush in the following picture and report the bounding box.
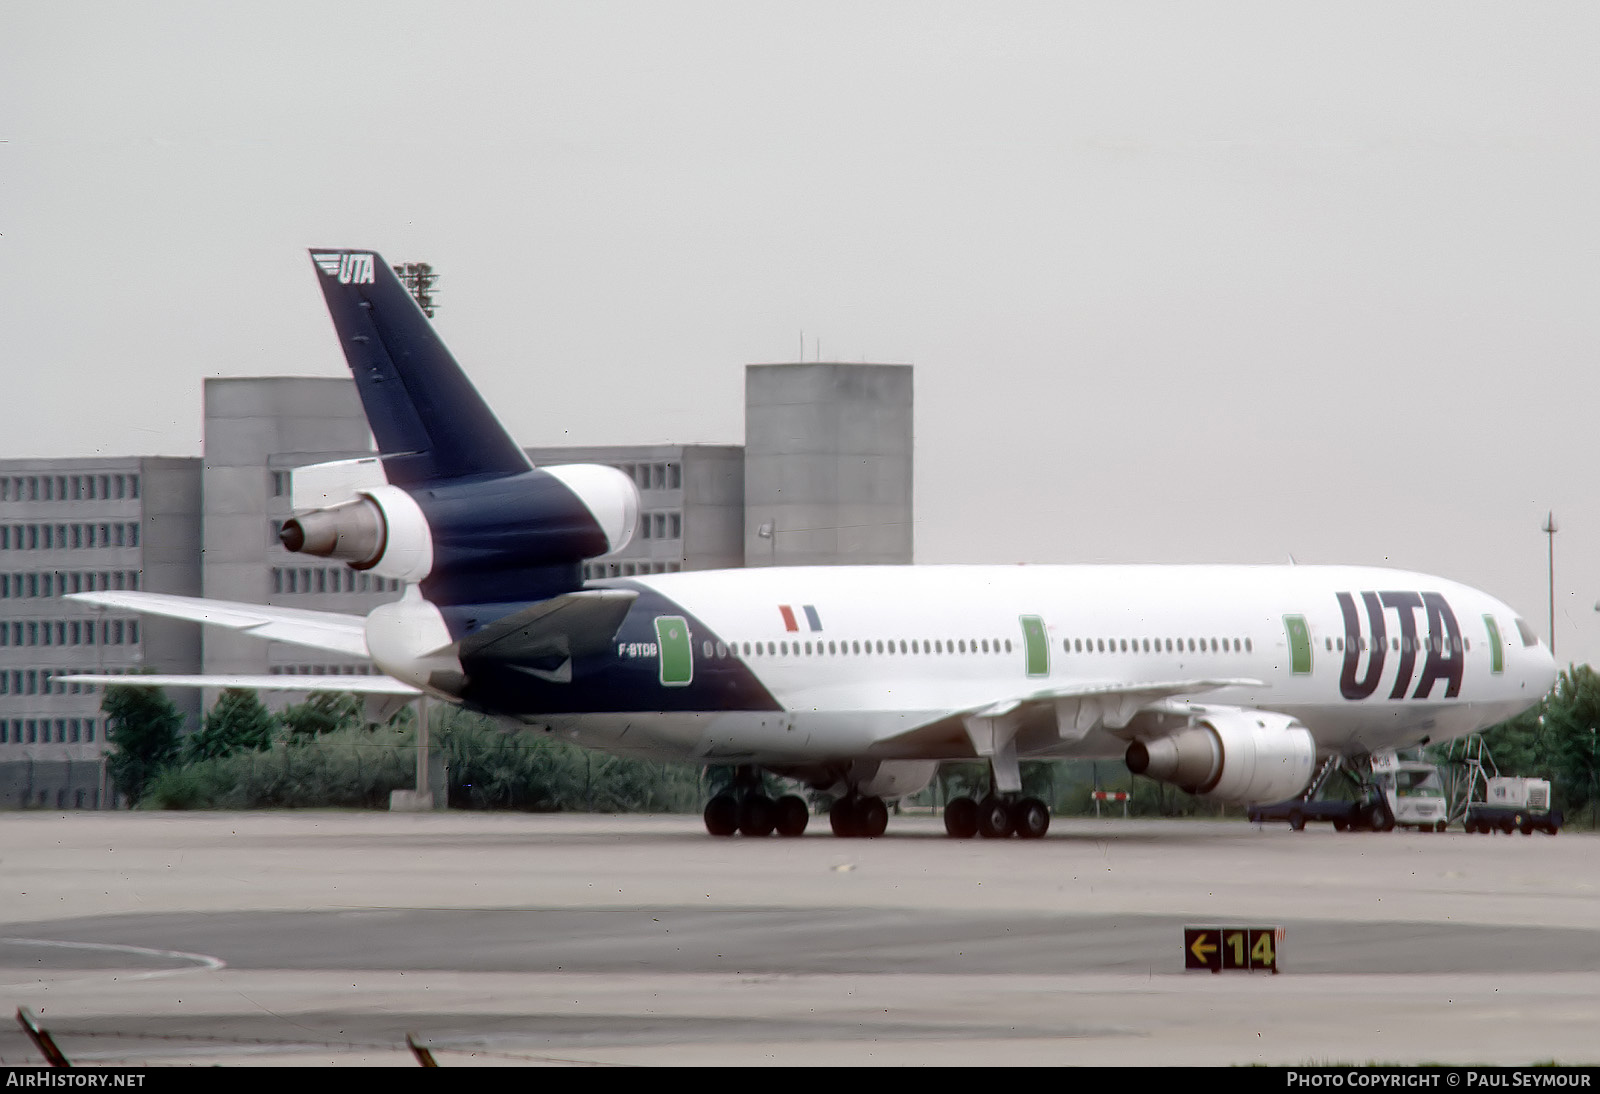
[139,763,237,810]
[438,709,701,813]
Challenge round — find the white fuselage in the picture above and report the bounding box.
[528,563,1555,767]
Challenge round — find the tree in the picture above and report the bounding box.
[1478,664,1600,825]
[282,692,362,741]
[103,685,184,804]
[187,688,278,763]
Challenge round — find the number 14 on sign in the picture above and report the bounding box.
[1184,926,1282,973]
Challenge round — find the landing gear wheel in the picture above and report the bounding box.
[739,794,776,837]
[857,797,889,838]
[774,795,809,837]
[704,794,738,837]
[944,796,978,839]
[1012,797,1050,839]
[829,797,860,838]
[976,795,1014,839]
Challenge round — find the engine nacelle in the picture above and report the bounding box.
[279,464,639,589]
[1124,709,1316,805]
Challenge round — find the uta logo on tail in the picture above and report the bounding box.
[311,252,376,285]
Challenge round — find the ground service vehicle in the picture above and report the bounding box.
[1248,797,1363,831]
[1464,776,1563,835]
[1250,751,1445,832]
[1371,755,1450,832]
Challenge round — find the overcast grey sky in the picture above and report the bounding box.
[3,3,1598,663]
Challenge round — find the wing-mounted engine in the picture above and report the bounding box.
[280,463,639,600]
[1124,708,1315,805]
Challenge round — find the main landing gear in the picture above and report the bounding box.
[827,793,890,838]
[943,794,1051,839]
[703,766,809,837]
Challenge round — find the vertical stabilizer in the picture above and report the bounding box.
[308,248,531,487]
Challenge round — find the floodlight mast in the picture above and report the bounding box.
[392,261,440,318]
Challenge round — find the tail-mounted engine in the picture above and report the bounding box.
[1124,709,1316,805]
[279,463,639,601]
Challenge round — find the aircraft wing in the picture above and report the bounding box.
[64,591,371,658]
[54,673,418,695]
[873,677,1266,756]
[961,677,1265,732]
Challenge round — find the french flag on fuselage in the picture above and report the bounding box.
[779,604,823,632]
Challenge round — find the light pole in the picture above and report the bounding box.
[1543,511,1557,655]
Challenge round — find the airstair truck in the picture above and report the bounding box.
[1249,752,1444,832]
[1464,777,1563,835]
[1370,753,1451,832]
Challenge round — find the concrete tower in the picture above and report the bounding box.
[743,363,913,567]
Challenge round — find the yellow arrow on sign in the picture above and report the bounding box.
[1189,932,1217,963]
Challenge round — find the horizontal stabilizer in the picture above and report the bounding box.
[65,591,371,658]
[56,673,418,695]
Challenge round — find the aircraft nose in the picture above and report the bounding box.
[1533,642,1559,694]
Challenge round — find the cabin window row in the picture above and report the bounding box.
[1064,636,1253,655]
[0,523,141,550]
[0,474,139,502]
[0,571,142,598]
[708,637,1018,660]
[0,717,98,744]
[0,619,139,647]
[1325,635,1469,653]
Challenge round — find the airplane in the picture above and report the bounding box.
[63,248,1558,840]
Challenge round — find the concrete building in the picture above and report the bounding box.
[743,362,914,567]
[0,358,913,807]
[525,444,745,579]
[0,457,202,807]
[205,377,401,681]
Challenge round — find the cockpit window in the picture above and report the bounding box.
[1514,618,1541,648]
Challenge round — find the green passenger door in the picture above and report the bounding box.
[1483,615,1504,674]
[1019,615,1050,678]
[654,615,693,687]
[1283,615,1313,675]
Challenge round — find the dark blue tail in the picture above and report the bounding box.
[309,248,531,487]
